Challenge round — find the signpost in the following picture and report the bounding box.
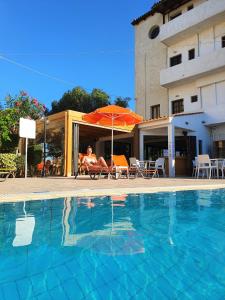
[19,118,36,178]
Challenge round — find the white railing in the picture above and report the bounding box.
[160,0,225,46]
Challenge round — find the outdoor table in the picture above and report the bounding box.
[210,158,224,179]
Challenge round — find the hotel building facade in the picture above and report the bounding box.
[132,0,225,176]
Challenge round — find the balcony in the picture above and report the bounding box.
[160,0,225,46]
[160,48,225,87]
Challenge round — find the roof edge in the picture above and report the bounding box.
[131,10,155,26]
[131,0,191,26]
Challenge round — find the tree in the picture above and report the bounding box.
[49,87,110,114]
[114,97,130,108]
[50,87,89,114]
[90,89,110,110]
[0,91,46,152]
[5,91,46,119]
[0,109,17,142]
[49,86,132,115]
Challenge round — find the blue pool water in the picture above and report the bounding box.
[1,190,225,300]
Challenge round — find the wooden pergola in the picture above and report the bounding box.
[36,110,139,176]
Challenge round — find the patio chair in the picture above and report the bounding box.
[129,157,145,177]
[143,157,166,178]
[192,157,198,178]
[197,155,217,179]
[113,155,137,179]
[155,158,166,177]
[37,162,44,176]
[219,159,225,179]
[129,157,137,168]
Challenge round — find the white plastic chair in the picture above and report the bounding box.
[129,157,138,167]
[155,158,166,177]
[129,157,145,177]
[149,158,165,178]
[192,157,198,178]
[197,155,217,179]
[219,159,225,179]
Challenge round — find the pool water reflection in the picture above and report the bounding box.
[0,190,225,299]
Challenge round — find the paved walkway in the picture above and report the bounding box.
[1,176,225,202]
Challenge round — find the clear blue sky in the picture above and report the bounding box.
[0,1,155,110]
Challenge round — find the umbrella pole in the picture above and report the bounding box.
[111,116,114,167]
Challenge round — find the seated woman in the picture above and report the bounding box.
[82,146,108,168]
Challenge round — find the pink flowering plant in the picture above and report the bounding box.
[0,91,46,151]
[5,90,46,120]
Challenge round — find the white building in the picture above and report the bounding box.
[132,0,225,176]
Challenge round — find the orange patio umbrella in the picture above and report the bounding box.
[82,105,143,165]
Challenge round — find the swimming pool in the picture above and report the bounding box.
[0,189,225,299]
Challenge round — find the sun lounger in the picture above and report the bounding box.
[112,155,137,179]
[0,168,16,181]
[75,153,111,179]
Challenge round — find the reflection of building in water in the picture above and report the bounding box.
[13,202,35,247]
[196,190,212,208]
[62,197,145,256]
[167,194,176,246]
[61,197,77,246]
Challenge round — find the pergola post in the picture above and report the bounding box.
[73,123,79,177]
[168,124,175,178]
[139,132,144,160]
[64,111,73,176]
[133,126,139,159]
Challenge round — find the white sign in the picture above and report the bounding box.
[163,149,168,157]
[19,118,36,139]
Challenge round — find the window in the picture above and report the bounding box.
[222,36,225,48]
[172,99,184,114]
[149,25,160,39]
[170,54,182,67]
[214,141,225,158]
[151,105,160,119]
[188,48,195,60]
[169,12,182,21]
[187,4,194,11]
[191,95,198,103]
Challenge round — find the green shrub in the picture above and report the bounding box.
[15,155,25,169]
[0,153,17,170]
[15,155,25,177]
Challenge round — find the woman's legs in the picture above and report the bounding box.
[98,157,108,168]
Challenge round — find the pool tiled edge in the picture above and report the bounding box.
[1,184,225,202]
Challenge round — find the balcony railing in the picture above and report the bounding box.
[160,0,225,46]
[160,48,225,87]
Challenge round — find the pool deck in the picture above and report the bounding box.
[0,176,225,202]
